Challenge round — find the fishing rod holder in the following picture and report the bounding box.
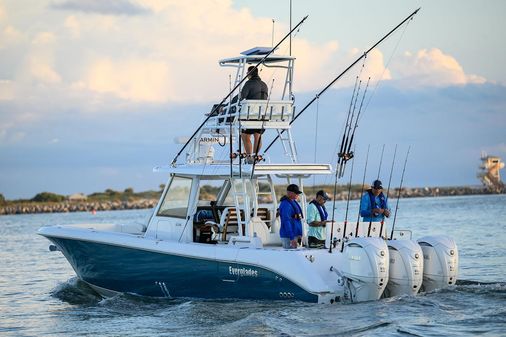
[338,151,354,162]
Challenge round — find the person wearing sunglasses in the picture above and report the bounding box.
[360,179,390,222]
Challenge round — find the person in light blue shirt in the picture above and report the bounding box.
[360,179,391,222]
[306,190,330,248]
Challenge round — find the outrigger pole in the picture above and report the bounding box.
[389,146,411,240]
[263,8,420,155]
[170,15,309,166]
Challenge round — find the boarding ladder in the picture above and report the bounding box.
[230,177,252,237]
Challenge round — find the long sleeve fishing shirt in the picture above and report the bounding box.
[279,197,303,240]
[360,191,390,222]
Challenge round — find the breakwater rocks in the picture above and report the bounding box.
[1,186,500,216]
[0,199,158,215]
[330,186,494,201]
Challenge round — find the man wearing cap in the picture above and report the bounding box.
[306,190,330,248]
[360,179,390,222]
[278,184,304,249]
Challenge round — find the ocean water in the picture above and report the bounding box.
[0,194,505,336]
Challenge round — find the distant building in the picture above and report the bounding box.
[68,193,87,202]
[478,152,505,193]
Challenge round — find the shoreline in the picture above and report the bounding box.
[0,186,502,216]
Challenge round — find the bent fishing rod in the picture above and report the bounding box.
[263,7,420,155]
[389,145,411,240]
[170,15,308,166]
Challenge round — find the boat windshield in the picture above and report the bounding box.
[157,176,193,218]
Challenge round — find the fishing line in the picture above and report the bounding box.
[366,143,386,237]
[390,145,411,240]
[379,144,397,238]
[313,95,320,187]
[360,18,412,118]
[263,8,420,158]
[171,15,308,166]
[355,144,370,237]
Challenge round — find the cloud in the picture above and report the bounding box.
[0,2,5,22]
[86,58,172,102]
[390,48,486,88]
[24,32,62,83]
[64,15,80,38]
[50,0,150,16]
[0,80,14,100]
[0,25,24,48]
[0,1,490,114]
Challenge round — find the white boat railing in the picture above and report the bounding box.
[206,100,294,131]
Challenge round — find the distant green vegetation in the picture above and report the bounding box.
[31,192,65,202]
[0,193,5,205]
[87,188,162,202]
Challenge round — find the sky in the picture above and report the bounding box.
[0,0,505,199]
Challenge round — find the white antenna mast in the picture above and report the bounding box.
[271,19,275,47]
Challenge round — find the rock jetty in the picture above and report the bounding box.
[0,185,500,216]
[0,199,158,215]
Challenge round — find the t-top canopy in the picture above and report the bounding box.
[241,46,276,55]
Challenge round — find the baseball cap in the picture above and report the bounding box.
[372,180,383,189]
[287,184,302,194]
[316,190,330,200]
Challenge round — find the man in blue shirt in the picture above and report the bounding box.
[279,184,303,249]
[360,180,390,222]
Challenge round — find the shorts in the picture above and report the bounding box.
[241,129,266,135]
[308,236,326,249]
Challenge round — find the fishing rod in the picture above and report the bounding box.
[170,15,308,166]
[389,146,411,240]
[337,79,362,177]
[367,143,386,237]
[263,8,420,155]
[328,141,345,253]
[380,144,397,238]
[341,146,356,252]
[355,145,370,237]
[377,144,385,179]
[335,60,365,175]
[338,76,371,179]
[336,76,359,176]
[250,78,275,179]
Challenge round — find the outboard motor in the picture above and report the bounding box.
[417,235,458,292]
[340,237,389,302]
[385,239,423,297]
